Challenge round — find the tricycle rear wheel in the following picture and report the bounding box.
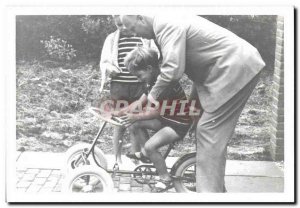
[173,156,196,192]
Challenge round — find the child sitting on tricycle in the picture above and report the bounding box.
[114,47,200,191]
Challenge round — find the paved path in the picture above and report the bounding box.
[16,151,284,193]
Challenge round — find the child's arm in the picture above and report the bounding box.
[99,33,121,92]
[125,106,160,122]
[114,93,148,116]
[117,97,160,126]
[106,64,122,77]
[100,34,121,77]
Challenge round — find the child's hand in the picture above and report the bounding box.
[107,65,121,77]
[125,113,139,123]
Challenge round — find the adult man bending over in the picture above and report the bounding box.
[120,15,265,192]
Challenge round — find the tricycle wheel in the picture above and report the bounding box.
[173,156,196,192]
[62,166,114,193]
[64,143,108,174]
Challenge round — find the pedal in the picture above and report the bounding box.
[112,163,119,177]
[113,163,119,171]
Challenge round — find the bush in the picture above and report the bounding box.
[202,15,277,71]
[41,36,76,62]
[16,15,116,62]
[16,15,277,71]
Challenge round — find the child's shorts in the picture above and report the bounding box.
[159,117,191,138]
[110,82,146,106]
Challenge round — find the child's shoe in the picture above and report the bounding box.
[125,152,151,163]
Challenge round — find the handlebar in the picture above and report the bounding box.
[89,107,130,127]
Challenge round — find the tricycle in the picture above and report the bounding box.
[62,107,196,193]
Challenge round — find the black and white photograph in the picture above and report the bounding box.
[4,5,295,203]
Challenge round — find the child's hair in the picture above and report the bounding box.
[124,47,159,73]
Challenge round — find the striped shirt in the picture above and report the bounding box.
[112,36,143,83]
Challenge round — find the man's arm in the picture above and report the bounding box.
[188,83,202,136]
[148,19,187,101]
[189,83,198,101]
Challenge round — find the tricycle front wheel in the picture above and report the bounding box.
[64,143,108,174]
[62,166,114,193]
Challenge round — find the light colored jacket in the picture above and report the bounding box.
[99,30,158,92]
[149,15,266,112]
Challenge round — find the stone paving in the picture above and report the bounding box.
[16,152,178,193]
[15,151,284,193]
[16,167,177,193]
[17,168,63,193]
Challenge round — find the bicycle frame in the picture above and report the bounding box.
[73,121,107,169]
[68,106,197,193]
[73,120,179,179]
[67,116,196,193]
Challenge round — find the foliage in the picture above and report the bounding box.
[16,15,277,71]
[80,16,102,34]
[40,36,77,62]
[16,15,277,158]
[16,15,116,62]
[202,15,277,71]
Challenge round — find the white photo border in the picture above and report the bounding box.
[5,6,295,203]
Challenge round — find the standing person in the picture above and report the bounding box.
[99,15,157,165]
[120,15,266,192]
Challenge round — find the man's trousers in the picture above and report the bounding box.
[195,74,260,192]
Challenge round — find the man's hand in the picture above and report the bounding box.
[112,108,128,117]
[107,65,121,77]
[188,120,197,137]
[188,111,201,137]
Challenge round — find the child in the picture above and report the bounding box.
[119,47,195,191]
[100,16,158,165]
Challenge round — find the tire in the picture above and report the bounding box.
[173,156,196,193]
[64,143,108,174]
[62,166,114,193]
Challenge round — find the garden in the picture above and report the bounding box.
[16,15,277,161]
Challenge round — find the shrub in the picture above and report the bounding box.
[16,15,277,72]
[202,15,277,71]
[16,15,116,62]
[41,36,77,62]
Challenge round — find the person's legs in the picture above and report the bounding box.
[128,128,141,153]
[127,83,148,153]
[128,119,163,150]
[143,127,181,181]
[110,82,130,164]
[112,126,126,163]
[196,74,260,192]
